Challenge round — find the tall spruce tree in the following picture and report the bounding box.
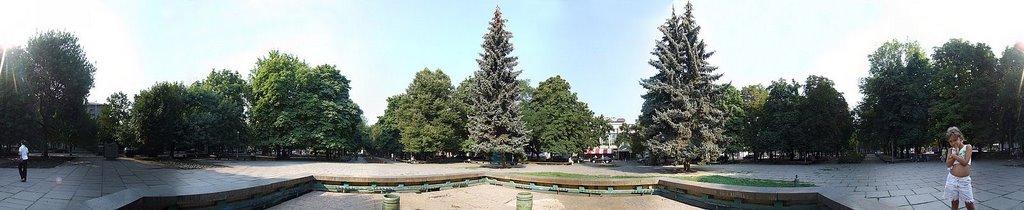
[468,7,530,167]
[638,3,725,170]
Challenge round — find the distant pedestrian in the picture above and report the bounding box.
[18,140,29,182]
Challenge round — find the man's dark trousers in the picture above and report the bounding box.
[18,160,27,181]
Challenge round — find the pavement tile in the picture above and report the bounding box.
[906,194,938,205]
[43,191,74,200]
[1006,191,1024,201]
[10,191,44,202]
[891,189,914,196]
[866,191,891,198]
[879,196,910,207]
[980,197,1023,210]
[911,201,949,210]
[912,187,939,194]
[975,190,1000,202]
[0,198,34,209]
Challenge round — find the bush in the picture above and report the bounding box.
[838,152,864,164]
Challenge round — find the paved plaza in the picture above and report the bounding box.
[270,185,698,210]
[1,155,1023,209]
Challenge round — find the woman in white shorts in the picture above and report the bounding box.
[944,127,974,210]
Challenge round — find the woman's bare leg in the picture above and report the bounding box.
[951,200,959,210]
[965,202,975,210]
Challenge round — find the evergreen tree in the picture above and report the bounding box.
[468,7,530,167]
[638,3,725,170]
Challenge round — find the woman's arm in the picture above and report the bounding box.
[950,145,972,166]
[946,148,955,168]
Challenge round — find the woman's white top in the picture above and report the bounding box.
[957,144,971,165]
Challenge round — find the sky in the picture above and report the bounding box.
[1,0,1023,124]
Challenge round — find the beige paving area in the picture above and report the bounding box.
[269,184,699,210]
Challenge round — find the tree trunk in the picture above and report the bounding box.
[683,158,691,172]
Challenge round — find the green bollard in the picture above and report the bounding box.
[383,193,400,210]
[516,192,533,210]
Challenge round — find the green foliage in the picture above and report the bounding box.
[98,92,133,147]
[189,70,250,151]
[856,40,932,155]
[719,84,745,156]
[524,76,604,156]
[453,78,476,153]
[617,121,645,156]
[756,79,802,158]
[996,47,1024,151]
[837,152,864,164]
[72,111,99,151]
[250,51,363,157]
[183,86,235,152]
[467,7,531,167]
[0,46,40,148]
[800,76,853,155]
[929,39,999,147]
[638,3,726,168]
[26,30,97,157]
[393,68,461,156]
[132,82,188,157]
[371,95,405,156]
[735,85,767,155]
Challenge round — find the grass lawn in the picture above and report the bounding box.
[512,172,814,187]
[513,172,653,179]
[676,175,815,187]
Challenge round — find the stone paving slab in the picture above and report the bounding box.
[878,196,909,207]
[912,200,948,210]
[982,197,1024,209]
[905,194,935,205]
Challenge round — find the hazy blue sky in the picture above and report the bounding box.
[2,0,1022,124]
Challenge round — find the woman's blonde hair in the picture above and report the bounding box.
[945,126,965,141]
